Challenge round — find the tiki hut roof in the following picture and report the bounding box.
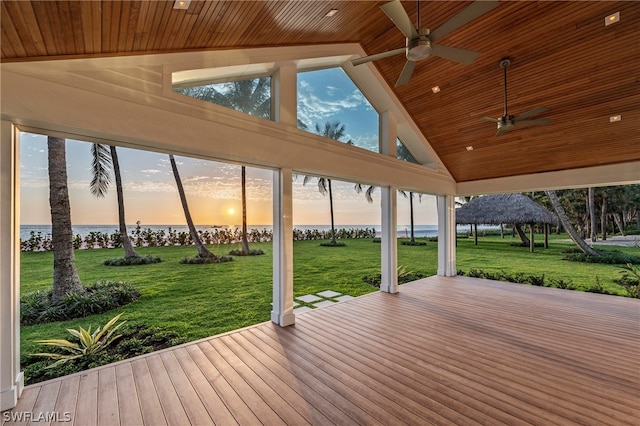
[455,194,558,226]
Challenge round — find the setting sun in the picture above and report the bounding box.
[227,208,235,215]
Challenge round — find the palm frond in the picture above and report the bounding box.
[90,144,112,198]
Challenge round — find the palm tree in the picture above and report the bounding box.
[48,137,83,301]
[546,190,599,256]
[303,121,347,245]
[178,78,270,254]
[169,154,216,258]
[399,191,423,244]
[90,144,139,259]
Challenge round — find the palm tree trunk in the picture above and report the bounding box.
[241,166,250,253]
[169,154,215,258]
[409,192,415,243]
[601,195,608,240]
[588,187,597,242]
[328,179,336,244]
[514,224,530,246]
[546,190,599,256]
[48,137,83,301]
[110,146,139,258]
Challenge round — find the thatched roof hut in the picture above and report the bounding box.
[455,193,558,252]
[455,193,558,226]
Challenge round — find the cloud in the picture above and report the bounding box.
[140,169,162,175]
[297,80,372,128]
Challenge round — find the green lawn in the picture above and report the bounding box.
[19,234,637,361]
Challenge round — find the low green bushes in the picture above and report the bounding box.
[228,248,265,256]
[24,315,187,385]
[21,281,140,325]
[103,255,163,266]
[179,255,233,264]
[563,248,640,264]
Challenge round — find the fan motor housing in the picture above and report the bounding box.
[406,36,432,61]
[497,115,516,129]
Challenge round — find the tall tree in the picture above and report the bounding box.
[48,137,83,301]
[398,191,422,244]
[546,190,599,256]
[303,121,347,245]
[588,187,597,242]
[178,78,270,254]
[169,154,216,258]
[90,144,139,259]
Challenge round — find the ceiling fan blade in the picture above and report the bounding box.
[351,47,406,66]
[515,119,551,127]
[432,44,480,65]
[380,0,419,40]
[430,0,500,42]
[514,106,548,121]
[481,116,499,123]
[396,61,416,86]
[496,127,510,137]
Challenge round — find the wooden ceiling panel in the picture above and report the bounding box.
[1,1,638,183]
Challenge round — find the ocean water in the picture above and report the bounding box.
[20,224,443,241]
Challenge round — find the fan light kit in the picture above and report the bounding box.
[481,58,550,136]
[352,0,499,86]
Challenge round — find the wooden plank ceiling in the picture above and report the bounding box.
[2,1,639,182]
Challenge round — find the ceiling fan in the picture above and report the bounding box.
[482,58,550,136]
[351,0,499,86]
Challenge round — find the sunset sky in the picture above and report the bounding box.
[19,68,438,227]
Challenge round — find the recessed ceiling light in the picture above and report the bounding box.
[173,0,190,10]
[431,86,441,93]
[466,146,474,151]
[610,114,621,122]
[605,12,620,26]
[325,9,338,17]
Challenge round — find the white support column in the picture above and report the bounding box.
[379,111,398,293]
[437,194,457,276]
[0,121,23,410]
[273,62,297,127]
[271,168,295,327]
[380,186,398,293]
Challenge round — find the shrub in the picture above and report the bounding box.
[103,255,163,266]
[362,265,425,287]
[614,264,640,298]
[24,322,187,385]
[180,255,233,264]
[586,277,613,295]
[549,278,575,290]
[21,282,140,326]
[32,313,126,369]
[401,241,427,246]
[563,248,640,265]
[320,241,346,247]
[228,248,265,256]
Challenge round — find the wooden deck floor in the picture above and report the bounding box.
[3,276,639,425]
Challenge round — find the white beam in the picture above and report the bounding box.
[271,168,295,327]
[0,70,456,196]
[457,162,640,195]
[0,121,23,410]
[273,62,298,127]
[437,195,457,277]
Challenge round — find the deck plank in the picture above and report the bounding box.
[74,371,99,426]
[130,358,167,426]
[97,367,119,426]
[115,363,143,426]
[52,375,78,426]
[4,276,639,425]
